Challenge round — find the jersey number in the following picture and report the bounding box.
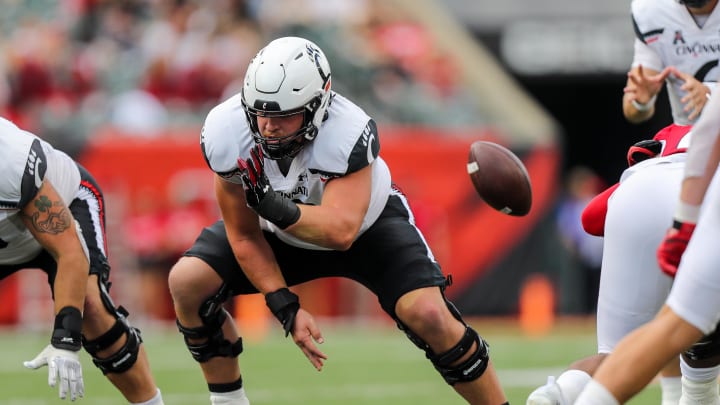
[695,60,719,82]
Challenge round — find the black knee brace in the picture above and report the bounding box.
[684,323,720,365]
[176,284,243,363]
[399,321,490,385]
[82,309,142,375]
[395,282,490,385]
[82,271,143,374]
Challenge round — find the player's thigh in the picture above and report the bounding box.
[596,162,680,352]
[168,255,225,310]
[668,175,720,335]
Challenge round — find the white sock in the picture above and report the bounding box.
[210,387,250,405]
[681,357,720,381]
[131,388,164,405]
[575,380,619,405]
[680,376,720,405]
[660,376,681,405]
[556,369,593,403]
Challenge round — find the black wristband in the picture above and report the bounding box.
[257,192,301,229]
[265,288,300,337]
[51,306,83,351]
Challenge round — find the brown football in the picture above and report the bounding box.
[467,141,532,216]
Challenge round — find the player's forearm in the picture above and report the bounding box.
[623,96,655,124]
[231,237,289,294]
[285,204,362,251]
[52,253,89,314]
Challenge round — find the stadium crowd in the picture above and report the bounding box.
[0,0,480,156]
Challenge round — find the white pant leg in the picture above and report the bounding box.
[668,170,720,335]
[596,161,681,353]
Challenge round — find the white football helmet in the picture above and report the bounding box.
[242,36,332,159]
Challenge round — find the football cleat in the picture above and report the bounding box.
[527,376,567,405]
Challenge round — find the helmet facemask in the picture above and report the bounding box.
[678,0,712,8]
[241,37,332,160]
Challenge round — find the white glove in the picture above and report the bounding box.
[24,344,84,401]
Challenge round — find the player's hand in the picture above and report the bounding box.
[237,145,300,229]
[291,309,327,371]
[238,145,271,207]
[624,64,673,105]
[627,139,662,166]
[657,220,696,277]
[668,67,711,120]
[24,344,84,401]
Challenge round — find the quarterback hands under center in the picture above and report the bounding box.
[669,67,712,120]
[237,145,301,229]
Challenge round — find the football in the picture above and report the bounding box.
[467,141,532,216]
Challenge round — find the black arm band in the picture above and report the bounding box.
[257,192,301,229]
[265,288,300,337]
[51,306,83,351]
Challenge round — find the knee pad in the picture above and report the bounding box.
[82,313,142,375]
[82,274,143,374]
[176,285,243,363]
[431,325,490,385]
[684,324,720,362]
[394,287,489,385]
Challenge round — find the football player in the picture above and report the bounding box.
[528,0,720,403]
[575,72,720,405]
[167,36,508,405]
[0,117,164,404]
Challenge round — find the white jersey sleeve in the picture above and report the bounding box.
[0,117,81,264]
[0,118,48,209]
[631,38,663,73]
[200,93,255,185]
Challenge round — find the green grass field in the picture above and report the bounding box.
[0,317,660,404]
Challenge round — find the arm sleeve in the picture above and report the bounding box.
[631,38,663,72]
[581,183,621,237]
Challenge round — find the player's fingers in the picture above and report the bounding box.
[48,358,58,387]
[76,365,84,399]
[59,360,70,400]
[69,365,79,401]
[302,346,326,371]
[23,356,45,370]
[298,334,328,358]
[655,66,674,81]
[627,72,641,86]
[688,108,700,120]
[308,323,324,345]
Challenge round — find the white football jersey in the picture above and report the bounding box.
[0,117,81,264]
[201,92,392,250]
[631,0,720,125]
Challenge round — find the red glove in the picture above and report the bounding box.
[657,220,696,278]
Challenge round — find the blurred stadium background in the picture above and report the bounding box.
[0,0,673,403]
